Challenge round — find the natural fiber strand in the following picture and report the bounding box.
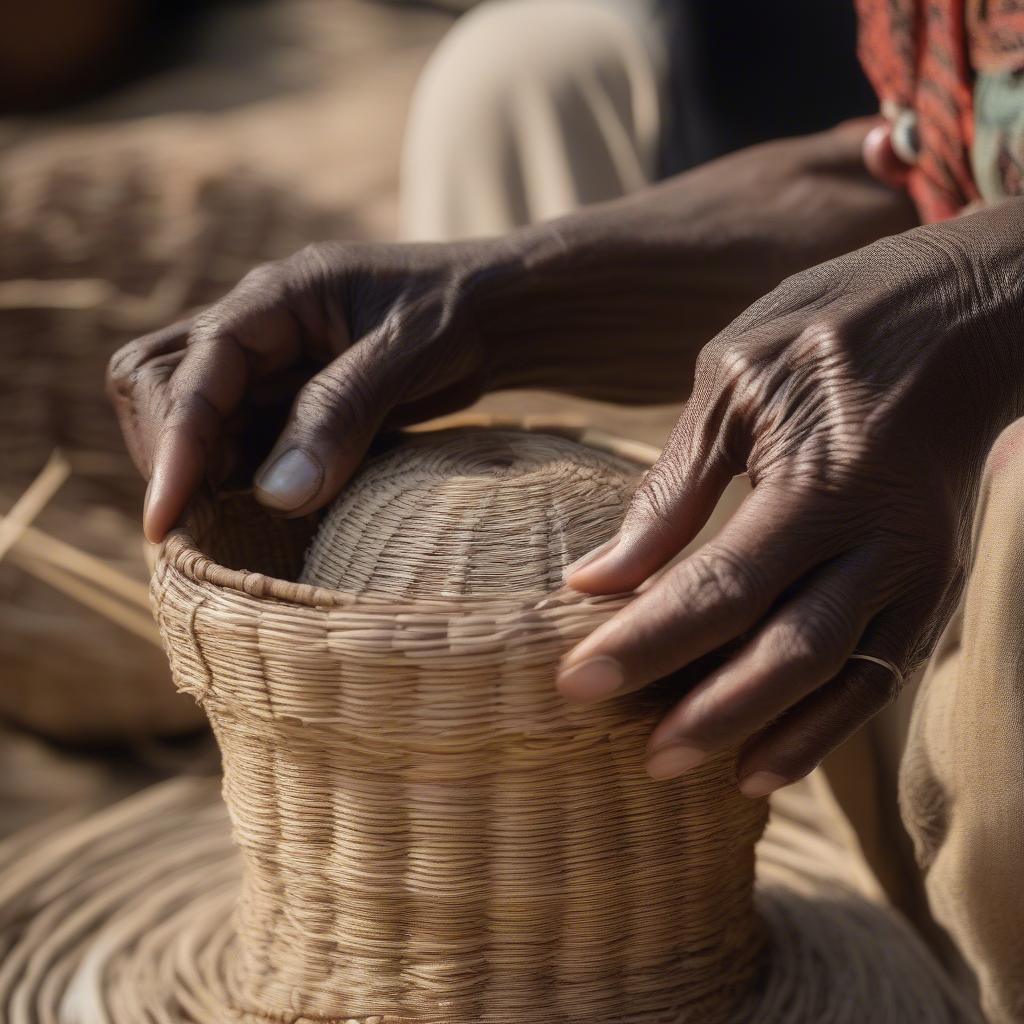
[0,456,161,646]
[11,523,152,609]
[0,450,70,563]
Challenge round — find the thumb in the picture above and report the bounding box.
[566,415,736,594]
[253,342,400,516]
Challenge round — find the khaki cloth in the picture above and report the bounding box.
[901,421,1024,1024]
[400,0,661,241]
[400,3,1024,1020]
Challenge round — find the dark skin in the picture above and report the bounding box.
[109,120,1024,796]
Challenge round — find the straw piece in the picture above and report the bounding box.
[0,452,157,645]
[0,450,70,564]
[11,523,152,609]
[11,555,160,647]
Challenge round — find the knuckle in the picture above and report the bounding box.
[788,318,848,368]
[673,547,765,617]
[296,373,348,423]
[841,664,899,718]
[761,737,819,784]
[106,336,176,404]
[239,258,285,290]
[629,459,684,527]
[296,241,326,263]
[693,338,725,379]
[716,342,757,392]
[106,339,143,391]
[189,304,232,346]
[694,337,752,392]
[195,260,289,338]
[288,241,346,287]
[294,240,338,265]
[731,261,846,337]
[295,366,377,441]
[777,602,854,676]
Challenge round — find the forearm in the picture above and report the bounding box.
[479,119,918,404]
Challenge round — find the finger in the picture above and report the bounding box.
[143,336,249,541]
[566,400,737,594]
[106,319,192,478]
[557,482,842,703]
[253,337,406,516]
[143,263,323,541]
[734,607,917,797]
[643,548,893,780]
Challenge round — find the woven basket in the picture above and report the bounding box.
[141,424,976,1024]
[153,426,767,1023]
[0,425,975,1022]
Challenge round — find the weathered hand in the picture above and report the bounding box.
[560,202,1024,796]
[109,124,916,545]
[108,240,503,541]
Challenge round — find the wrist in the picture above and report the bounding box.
[952,200,1024,423]
[469,201,763,401]
[460,124,917,404]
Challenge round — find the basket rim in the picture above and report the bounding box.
[156,421,658,617]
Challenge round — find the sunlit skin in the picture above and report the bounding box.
[109,120,1024,797]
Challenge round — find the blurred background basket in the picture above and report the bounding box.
[0,134,354,741]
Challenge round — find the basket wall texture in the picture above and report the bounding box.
[153,429,767,1023]
[133,426,976,1024]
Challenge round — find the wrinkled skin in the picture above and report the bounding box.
[109,123,910,542]
[561,204,1024,795]
[108,241,496,538]
[109,124,1024,796]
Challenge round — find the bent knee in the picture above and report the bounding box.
[409,0,656,148]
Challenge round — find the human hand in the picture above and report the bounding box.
[108,239,514,542]
[559,202,1024,797]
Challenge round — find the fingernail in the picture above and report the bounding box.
[646,743,706,780]
[557,656,624,702]
[738,771,788,799]
[254,449,323,511]
[563,536,619,580]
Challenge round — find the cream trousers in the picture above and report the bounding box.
[399,4,1024,1021]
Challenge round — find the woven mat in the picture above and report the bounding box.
[0,773,976,1023]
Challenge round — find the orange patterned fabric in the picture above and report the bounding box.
[969,2,1024,73]
[858,0,1024,219]
[856,0,977,220]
